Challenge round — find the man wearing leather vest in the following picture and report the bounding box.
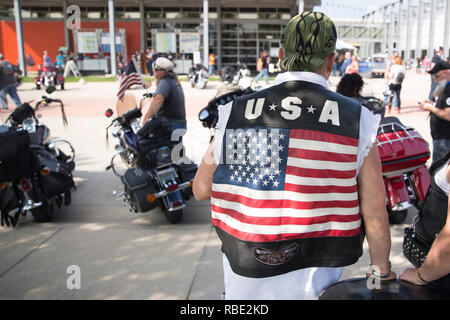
[193,12,395,299]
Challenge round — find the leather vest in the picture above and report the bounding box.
[211,80,364,278]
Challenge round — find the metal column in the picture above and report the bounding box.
[416,0,423,59]
[298,0,304,14]
[13,0,26,76]
[427,0,436,58]
[139,0,146,50]
[388,4,394,56]
[397,0,402,56]
[405,0,411,60]
[63,0,71,51]
[382,6,388,54]
[108,0,117,76]
[217,4,222,71]
[203,0,209,68]
[443,0,450,58]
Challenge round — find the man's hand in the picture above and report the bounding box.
[418,100,433,112]
[400,268,427,286]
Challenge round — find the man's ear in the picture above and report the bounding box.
[326,53,336,73]
[278,48,284,60]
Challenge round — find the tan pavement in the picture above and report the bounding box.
[0,70,437,299]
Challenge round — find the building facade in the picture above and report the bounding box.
[0,0,320,74]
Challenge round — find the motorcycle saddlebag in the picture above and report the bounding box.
[37,154,74,198]
[0,129,40,182]
[121,168,158,213]
[178,163,198,183]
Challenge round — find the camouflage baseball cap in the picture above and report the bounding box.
[280,11,337,72]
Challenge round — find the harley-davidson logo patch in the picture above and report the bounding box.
[254,243,300,265]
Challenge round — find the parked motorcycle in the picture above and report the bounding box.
[219,64,253,89]
[0,87,75,227]
[361,93,431,224]
[188,64,208,89]
[35,64,65,90]
[105,94,197,224]
[377,116,430,224]
[319,278,449,300]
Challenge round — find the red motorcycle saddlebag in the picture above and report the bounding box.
[377,117,430,174]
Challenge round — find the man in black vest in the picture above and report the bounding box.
[193,12,395,299]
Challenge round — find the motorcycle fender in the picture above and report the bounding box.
[412,166,431,202]
[384,176,409,207]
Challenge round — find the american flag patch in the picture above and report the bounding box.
[211,127,361,242]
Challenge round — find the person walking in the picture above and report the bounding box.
[208,52,216,76]
[418,60,450,163]
[400,151,450,292]
[385,56,406,114]
[345,55,359,74]
[339,51,352,76]
[193,11,395,300]
[63,50,82,78]
[0,53,22,110]
[428,47,444,102]
[254,51,270,84]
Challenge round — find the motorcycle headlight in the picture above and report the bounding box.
[22,117,36,134]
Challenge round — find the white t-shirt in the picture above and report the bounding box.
[212,71,381,300]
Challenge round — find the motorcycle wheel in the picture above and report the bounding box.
[387,206,407,224]
[198,80,207,89]
[163,208,183,224]
[36,84,41,90]
[31,198,58,223]
[60,83,64,90]
[190,81,195,88]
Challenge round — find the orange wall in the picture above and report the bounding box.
[0,20,141,69]
[0,20,65,70]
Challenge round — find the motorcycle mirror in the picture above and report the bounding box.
[105,108,114,118]
[198,109,210,121]
[45,86,56,94]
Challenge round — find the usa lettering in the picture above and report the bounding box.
[244,97,340,126]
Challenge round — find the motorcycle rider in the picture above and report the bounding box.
[142,57,186,137]
[193,11,394,300]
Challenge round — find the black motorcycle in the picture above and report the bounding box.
[0,87,75,227]
[187,64,208,89]
[198,87,256,134]
[105,94,197,224]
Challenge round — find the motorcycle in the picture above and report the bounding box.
[105,94,197,224]
[219,64,253,89]
[377,116,430,224]
[0,87,75,227]
[200,90,431,225]
[319,278,450,300]
[35,64,65,90]
[361,93,431,224]
[188,64,208,89]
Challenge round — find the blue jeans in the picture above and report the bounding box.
[254,68,269,84]
[432,139,450,164]
[208,65,215,76]
[429,76,438,102]
[0,84,21,109]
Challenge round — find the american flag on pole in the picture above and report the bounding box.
[211,127,361,243]
[117,57,145,101]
